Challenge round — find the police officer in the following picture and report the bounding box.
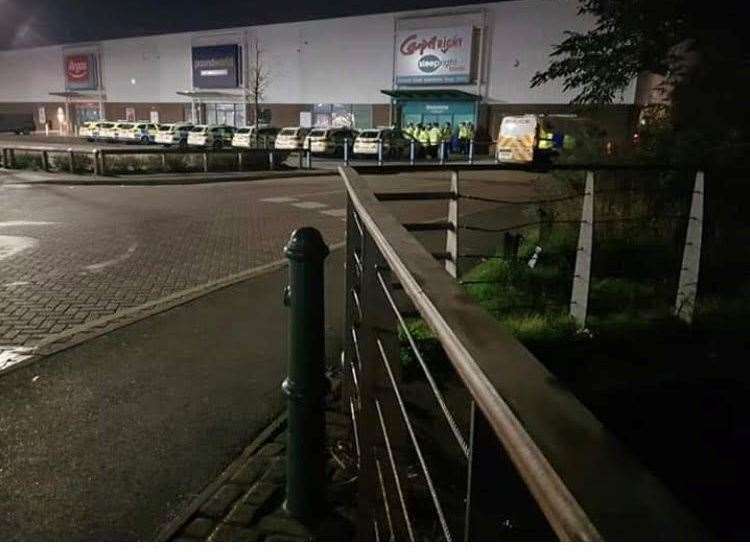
[417,124,430,159]
[458,122,468,154]
[429,123,441,160]
[442,122,452,155]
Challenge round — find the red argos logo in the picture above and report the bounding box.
[66,55,90,81]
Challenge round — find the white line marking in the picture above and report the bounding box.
[320,208,346,218]
[0,347,34,372]
[0,220,56,228]
[260,196,298,203]
[0,236,38,261]
[84,243,138,272]
[292,201,328,209]
[3,281,30,287]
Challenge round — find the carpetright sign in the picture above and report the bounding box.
[64,53,98,90]
[192,44,241,89]
[395,26,474,85]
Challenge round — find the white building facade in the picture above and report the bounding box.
[0,0,638,140]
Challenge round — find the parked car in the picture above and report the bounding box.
[78,121,99,140]
[274,127,310,150]
[187,125,235,148]
[304,127,358,156]
[98,121,131,142]
[231,126,280,149]
[91,122,114,141]
[117,122,159,144]
[155,122,194,147]
[352,128,415,158]
[0,113,35,134]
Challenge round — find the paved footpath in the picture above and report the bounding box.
[0,248,344,540]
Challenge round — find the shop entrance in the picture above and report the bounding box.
[381,89,481,129]
[75,103,101,125]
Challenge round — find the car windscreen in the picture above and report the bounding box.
[358,131,380,139]
[279,129,298,136]
[191,126,206,132]
[176,125,192,131]
[235,128,251,134]
[119,124,134,129]
[308,130,327,138]
[158,125,173,131]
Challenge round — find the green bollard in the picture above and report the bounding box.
[282,227,330,522]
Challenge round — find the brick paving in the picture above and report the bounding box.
[167,408,356,542]
[0,176,347,355]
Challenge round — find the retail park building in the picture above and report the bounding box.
[0,0,653,141]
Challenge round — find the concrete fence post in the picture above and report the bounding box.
[570,171,595,327]
[282,227,330,522]
[674,171,705,323]
[445,171,460,278]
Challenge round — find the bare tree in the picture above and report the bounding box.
[247,38,270,131]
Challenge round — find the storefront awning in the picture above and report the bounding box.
[49,91,106,100]
[381,89,482,102]
[177,90,247,102]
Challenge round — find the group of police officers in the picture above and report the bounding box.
[403,120,475,159]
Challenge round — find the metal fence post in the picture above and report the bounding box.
[674,170,705,323]
[570,171,595,327]
[282,227,330,522]
[68,148,75,173]
[202,151,209,173]
[306,148,312,169]
[409,140,415,166]
[377,139,383,166]
[237,151,243,171]
[445,171,460,278]
[2,148,8,168]
[100,151,107,176]
[468,140,474,164]
[41,150,49,171]
[298,149,304,169]
[160,152,167,173]
[268,151,275,170]
[440,141,446,165]
[92,149,99,175]
[344,138,349,166]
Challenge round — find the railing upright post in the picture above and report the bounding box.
[440,141,446,165]
[674,170,705,323]
[570,171,595,327]
[306,148,312,169]
[409,140,415,166]
[282,227,330,522]
[67,148,75,173]
[464,402,552,540]
[237,151,243,171]
[445,171,460,278]
[268,151,275,170]
[468,139,474,164]
[377,139,383,166]
[344,138,349,166]
[41,150,49,171]
[92,150,99,175]
[202,151,209,173]
[160,152,167,173]
[100,151,107,176]
[1,148,8,168]
[298,148,304,169]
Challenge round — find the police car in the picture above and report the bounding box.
[78,122,100,141]
[274,127,310,150]
[116,122,159,144]
[231,126,280,149]
[155,123,194,147]
[187,125,235,148]
[98,121,131,142]
[352,128,412,158]
[303,128,357,156]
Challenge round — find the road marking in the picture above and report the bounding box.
[260,196,298,203]
[0,347,34,372]
[291,201,328,209]
[84,243,138,272]
[3,281,30,287]
[320,208,347,218]
[0,220,56,228]
[0,184,31,189]
[0,236,38,261]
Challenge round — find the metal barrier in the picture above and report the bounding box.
[339,165,705,541]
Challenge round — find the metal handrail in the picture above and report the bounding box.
[340,165,705,540]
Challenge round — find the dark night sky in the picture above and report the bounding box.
[0,0,490,50]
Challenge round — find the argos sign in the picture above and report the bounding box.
[395,26,474,85]
[64,54,98,90]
